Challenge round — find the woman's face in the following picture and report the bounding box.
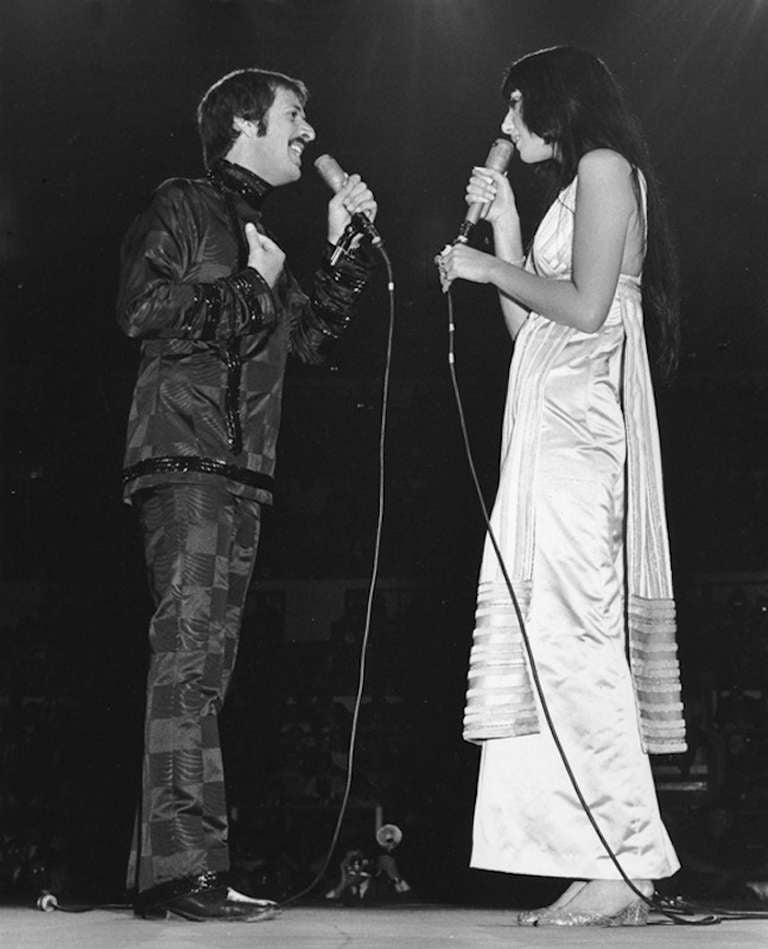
[501,90,556,164]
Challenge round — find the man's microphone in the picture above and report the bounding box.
[454,138,515,244]
[314,154,384,255]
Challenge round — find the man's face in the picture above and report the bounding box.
[247,86,316,185]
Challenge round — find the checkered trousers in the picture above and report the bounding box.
[127,483,261,893]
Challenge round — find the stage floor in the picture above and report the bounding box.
[1,903,767,949]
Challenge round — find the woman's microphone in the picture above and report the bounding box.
[454,138,515,243]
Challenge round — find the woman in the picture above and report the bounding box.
[438,46,686,927]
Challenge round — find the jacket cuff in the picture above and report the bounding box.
[229,266,277,331]
[322,240,372,286]
[311,242,372,338]
[192,267,277,340]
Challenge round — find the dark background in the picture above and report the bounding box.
[2,0,768,905]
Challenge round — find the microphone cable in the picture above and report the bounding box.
[279,245,396,908]
[445,286,725,927]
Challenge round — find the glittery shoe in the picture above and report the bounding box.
[532,897,649,927]
[516,880,588,925]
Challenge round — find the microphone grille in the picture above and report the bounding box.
[314,154,347,193]
[484,138,514,173]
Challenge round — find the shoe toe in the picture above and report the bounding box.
[226,887,279,908]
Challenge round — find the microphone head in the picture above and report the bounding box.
[484,138,515,174]
[376,824,403,849]
[314,153,347,193]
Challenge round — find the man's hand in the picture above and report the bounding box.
[327,173,378,246]
[245,223,285,288]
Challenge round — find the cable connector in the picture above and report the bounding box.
[36,891,59,912]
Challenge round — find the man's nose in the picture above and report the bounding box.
[501,112,515,136]
[300,121,316,142]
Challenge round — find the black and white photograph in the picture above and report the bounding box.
[2,1,768,945]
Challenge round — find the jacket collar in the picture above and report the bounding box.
[208,159,273,210]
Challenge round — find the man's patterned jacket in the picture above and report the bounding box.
[117,158,372,505]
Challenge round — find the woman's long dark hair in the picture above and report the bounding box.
[503,46,679,384]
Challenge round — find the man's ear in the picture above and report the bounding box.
[233,116,253,137]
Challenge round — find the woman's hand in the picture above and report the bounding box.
[436,243,497,293]
[327,173,378,246]
[466,165,518,227]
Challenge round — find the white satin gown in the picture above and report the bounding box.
[470,177,680,880]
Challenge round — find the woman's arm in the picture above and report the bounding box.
[491,216,530,339]
[441,149,637,334]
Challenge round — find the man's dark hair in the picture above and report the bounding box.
[197,67,308,169]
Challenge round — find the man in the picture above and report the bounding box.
[118,68,377,922]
